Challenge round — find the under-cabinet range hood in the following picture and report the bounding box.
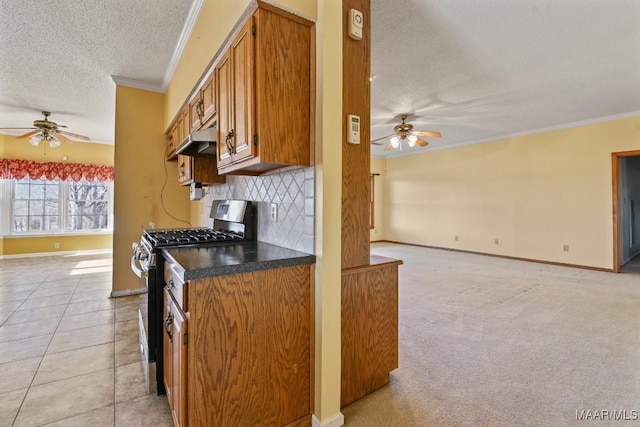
[176,124,217,158]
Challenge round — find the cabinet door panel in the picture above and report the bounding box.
[189,96,203,132]
[163,289,174,409]
[201,72,216,124]
[231,20,255,162]
[177,155,193,185]
[180,109,190,144]
[217,52,233,167]
[172,303,188,427]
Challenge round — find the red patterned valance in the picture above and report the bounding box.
[0,158,114,182]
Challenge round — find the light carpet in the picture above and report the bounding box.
[341,243,640,426]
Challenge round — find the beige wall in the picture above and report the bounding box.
[3,235,112,255]
[112,86,190,293]
[378,116,640,270]
[2,135,114,163]
[0,135,114,256]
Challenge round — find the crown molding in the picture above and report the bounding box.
[111,76,164,93]
[162,0,206,91]
[379,110,640,159]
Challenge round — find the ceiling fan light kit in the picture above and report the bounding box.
[370,114,441,152]
[30,132,61,148]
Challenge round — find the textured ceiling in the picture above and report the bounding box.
[0,0,196,144]
[371,0,640,157]
[0,1,638,155]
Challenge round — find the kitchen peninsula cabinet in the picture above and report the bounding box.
[216,3,314,175]
[162,242,316,427]
[341,255,402,407]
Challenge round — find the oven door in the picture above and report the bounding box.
[131,242,151,279]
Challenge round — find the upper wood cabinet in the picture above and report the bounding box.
[165,1,313,175]
[180,109,189,143]
[167,107,191,162]
[217,20,255,169]
[216,5,314,175]
[200,71,216,125]
[166,123,178,161]
[189,70,217,133]
[178,154,225,186]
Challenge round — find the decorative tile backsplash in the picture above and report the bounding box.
[200,167,314,254]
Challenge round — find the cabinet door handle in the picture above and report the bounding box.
[166,278,174,290]
[179,163,185,176]
[164,314,173,340]
[196,100,204,119]
[225,129,234,154]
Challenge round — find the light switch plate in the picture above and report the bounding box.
[270,203,278,222]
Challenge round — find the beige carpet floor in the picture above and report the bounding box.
[342,243,640,426]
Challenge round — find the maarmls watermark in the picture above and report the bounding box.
[576,409,639,421]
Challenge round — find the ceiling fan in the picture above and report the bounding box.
[371,114,441,151]
[0,111,90,148]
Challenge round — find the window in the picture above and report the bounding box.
[9,178,112,234]
[13,178,60,232]
[67,181,110,231]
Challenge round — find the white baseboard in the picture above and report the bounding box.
[110,287,147,298]
[312,412,345,427]
[0,249,112,260]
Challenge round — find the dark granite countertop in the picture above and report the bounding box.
[162,241,316,281]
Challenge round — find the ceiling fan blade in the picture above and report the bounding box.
[16,130,41,139]
[370,133,395,144]
[414,130,442,138]
[53,131,72,144]
[58,130,90,141]
[383,142,393,151]
[415,138,429,147]
[0,127,37,130]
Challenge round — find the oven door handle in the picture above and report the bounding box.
[130,243,148,279]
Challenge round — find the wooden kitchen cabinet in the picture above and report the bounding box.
[200,71,216,126]
[166,123,178,161]
[188,264,313,426]
[177,154,225,186]
[216,4,314,175]
[217,21,254,169]
[341,255,402,408]
[167,107,190,162]
[163,287,188,427]
[189,70,217,134]
[162,255,313,427]
[180,109,189,144]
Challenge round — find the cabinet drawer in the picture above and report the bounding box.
[164,261,188,312]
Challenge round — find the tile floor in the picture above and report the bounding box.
[0,252,174,427]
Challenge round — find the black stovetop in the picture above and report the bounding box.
[144,228,245,248]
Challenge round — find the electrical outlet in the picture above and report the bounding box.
[494,239,499,245]
[563,244,569,252]
[54,242,60,249]
[270,203,278,222]
[454,235,459,241]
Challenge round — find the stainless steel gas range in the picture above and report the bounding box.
[130,199,255,394]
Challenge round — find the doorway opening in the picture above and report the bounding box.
[612,150,640,272]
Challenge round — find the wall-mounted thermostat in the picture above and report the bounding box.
[348,9,363,40]
[347,114,360,144]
